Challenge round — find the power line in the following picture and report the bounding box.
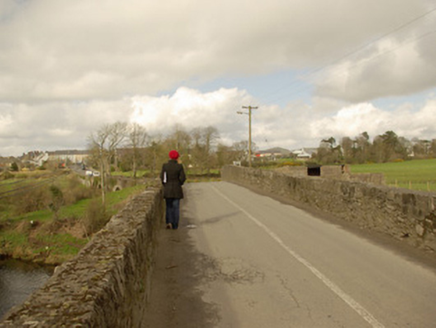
[255,6,436,106]
[230,6,436,150]
[280,29,436,104]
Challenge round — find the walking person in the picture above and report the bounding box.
[160,150,186,229]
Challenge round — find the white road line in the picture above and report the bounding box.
[212,185,385,328]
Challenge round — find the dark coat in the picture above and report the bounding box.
[160,159,186,199]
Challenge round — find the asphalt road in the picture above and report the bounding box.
[144,181,436,328]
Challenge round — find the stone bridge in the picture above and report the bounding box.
[1,166,435,327]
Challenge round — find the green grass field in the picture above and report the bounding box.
[350,159,436,192]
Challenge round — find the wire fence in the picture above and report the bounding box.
[389,180,436,192]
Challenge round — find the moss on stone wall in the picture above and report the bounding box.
[0,186,164,328]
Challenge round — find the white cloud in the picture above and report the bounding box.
[130,87,252,137]
[0,87,435,156]
[0,111,13,133]
[309,99,436,143]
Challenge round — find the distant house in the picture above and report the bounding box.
[28,152,49,167]
[0,156,19,171]
[47,150,89,164]
[292,148,317,160]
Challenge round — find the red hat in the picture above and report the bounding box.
[169,150,179,160]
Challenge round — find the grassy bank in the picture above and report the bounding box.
[0,171,148,265]
[350,159,436,192]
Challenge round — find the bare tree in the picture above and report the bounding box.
[190,126,220,174]
[202,126,219,174]
[145,135,165,177]
[190,127,205,174]
[232,140,249,163]
[127,123,148,179]
[88,122,127,204]
[108,122,128,172]
[216,143,236,167]
[341,136,354,163]
[164,125,192,168]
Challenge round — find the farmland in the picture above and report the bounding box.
[350,159,436,192]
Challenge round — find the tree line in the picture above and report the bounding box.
[87,122,251,201]
[315,131,436,164]
[88,123,436,197]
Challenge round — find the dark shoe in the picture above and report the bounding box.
[166,223,172,229]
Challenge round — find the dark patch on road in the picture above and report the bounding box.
[142,222,220,328]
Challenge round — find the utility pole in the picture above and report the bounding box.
[237,106,258,168]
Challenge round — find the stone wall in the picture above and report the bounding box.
[222,166,436,253]
[277,165,346,179]
[0,186,164,328]
[275,164,385,185]
[274,166,308,177]
[320,165,344,179]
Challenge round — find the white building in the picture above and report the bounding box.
[292,148,317,160]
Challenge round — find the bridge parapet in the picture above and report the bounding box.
[0,186,163,328]
[222,165,436,253]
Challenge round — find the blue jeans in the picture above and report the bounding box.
[165,198,180,229]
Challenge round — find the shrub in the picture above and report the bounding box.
[0,171,14,180]
[10,162,19,172]
[278,161,303,167]
[82,199,110,235]
[49,185,64,217]
[63,175,94,205]
[11,187,51,215]
[120,162,132,172]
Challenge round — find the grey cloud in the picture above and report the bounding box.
[1,1,435,156]
[314,5,436,102]
[0,0,429,102]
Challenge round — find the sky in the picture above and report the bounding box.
[1,0,436,157]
